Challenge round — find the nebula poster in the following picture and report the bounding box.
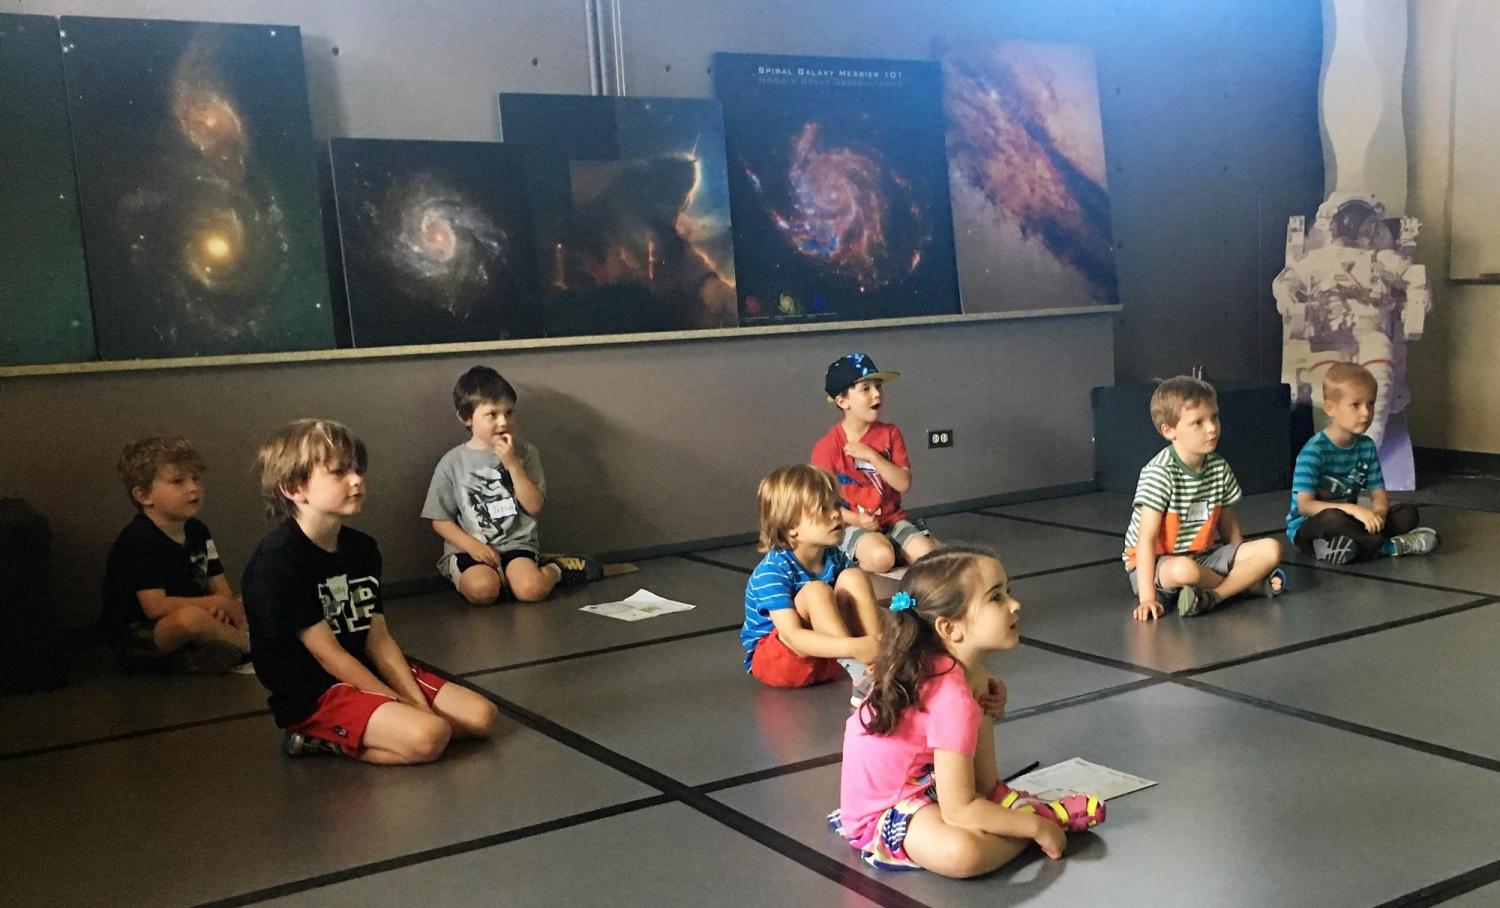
[62,17,333,360]
[937,39,1119,311]
[499,94,738,336]
[0,15,95,366]
[328,139,542,346]
[713,53,959,324]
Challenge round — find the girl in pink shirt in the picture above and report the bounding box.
[829,545,1105,877]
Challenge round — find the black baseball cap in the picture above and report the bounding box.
[824,353,900,400]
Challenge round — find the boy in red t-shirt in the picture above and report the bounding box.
[810,354,939,573]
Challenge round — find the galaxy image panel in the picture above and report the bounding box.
[328,139,542,347]
[937,39,1119,311]
[0,14,95,366]
[61,16,334,360]
[499,94,738,336]
[713,53,960,324]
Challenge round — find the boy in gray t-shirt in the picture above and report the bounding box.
[422,366,600,604]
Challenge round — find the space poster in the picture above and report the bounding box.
[62,17,333,360]
[713,53,960,325]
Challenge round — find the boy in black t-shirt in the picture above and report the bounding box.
[242,419,498,762]
[101,436,249,672]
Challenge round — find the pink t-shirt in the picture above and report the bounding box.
[838,656,981,844]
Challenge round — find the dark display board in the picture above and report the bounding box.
[62,16,333,359]
[714,53,959,325]
[0,15,95,365]
[501,93,738,336]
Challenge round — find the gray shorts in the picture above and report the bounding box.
[1127,542,1241,605]
[839,518,930,562]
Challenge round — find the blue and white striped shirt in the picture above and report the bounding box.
[1287,431,1384,541]
[740,546,850,670]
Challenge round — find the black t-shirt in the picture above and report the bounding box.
[241,519,384,727]
[100,513,223,634]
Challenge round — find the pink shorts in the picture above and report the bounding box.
[288,663,446,756]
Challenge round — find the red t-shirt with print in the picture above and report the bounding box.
[810,421,910,527]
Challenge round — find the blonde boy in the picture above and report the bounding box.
[1124,377,1284,621]
[1286,363,1438,563]
[242,419,497,762]
[741,465,881,700]
[101,436,248,672]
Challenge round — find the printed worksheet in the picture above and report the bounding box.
[1007,758,1155,801]
[581,589,696,622]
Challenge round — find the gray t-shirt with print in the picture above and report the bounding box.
[422,442,545,572]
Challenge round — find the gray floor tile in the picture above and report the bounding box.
[1199,601,1500,760]
[473,631,1143,787]
[386,556,747,675]
[991,489,1292,537]
[0,667,266,756]
[699,510,1127,578]
[1285,506,1500,596]
[0,712,654,907]
[1012,559,1474,673]
[261,801,880,907]
[713,684,1500,907]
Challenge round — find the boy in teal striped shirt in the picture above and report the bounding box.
[1287,363,1438,564]
[1124,376,1285,621]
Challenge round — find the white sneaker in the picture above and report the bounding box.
[1390,527,1440,556]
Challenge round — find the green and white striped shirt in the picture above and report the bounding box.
[1122,446,1243,569]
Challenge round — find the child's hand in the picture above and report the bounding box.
[1133,599,1163,621]
[853,510,881,532]
[465,540,501,568]
[978,676,1007,721]
[1033,817,1067,860]
[493,432,518,464]
[843,440,879,462]
[1344,504,1382,533]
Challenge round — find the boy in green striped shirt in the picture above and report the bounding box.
[1124,376,1285,621]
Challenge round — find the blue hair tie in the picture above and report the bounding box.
[890,591,916,613]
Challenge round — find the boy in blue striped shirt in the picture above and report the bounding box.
[741,465,880,703]
[1287,363,1438,564]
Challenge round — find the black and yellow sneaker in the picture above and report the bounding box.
[541,553,604,586]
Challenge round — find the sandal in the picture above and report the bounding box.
[994,784,1106,832]
[1258,568,1288,599]
[1177,586,1222,618]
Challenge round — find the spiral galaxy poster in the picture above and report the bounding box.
[713,53,959,325]
[0,15,95,366]
[329,139,542,347]
[499,94,738,337]
[62,17,333,360]
[938,40,1119,311]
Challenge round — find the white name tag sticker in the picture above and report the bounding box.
[204,539,220,561]
[854,458,876,473]
[1187,501,1210,522]
[487,497,518,520]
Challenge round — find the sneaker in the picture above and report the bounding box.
[541,553,604,586]
[282,731,345,757]
[1313,535,1358,565]
[166,641,245,675]
[849,670,875,708]
[1177,586,1221,618]
[996,785,1106,832]
[1390,527,1440,557]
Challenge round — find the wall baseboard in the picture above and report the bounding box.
[1414,447,1500,477]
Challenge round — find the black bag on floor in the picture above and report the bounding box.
[0,498,67,694]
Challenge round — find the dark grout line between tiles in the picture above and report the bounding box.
[1374,856,1500,908]
[0,708,271,762]
[1176,677,1500,774]
[453,623,741,679]
[972,508,1123,538]
[678,551,753,574]
[190,794,675,908]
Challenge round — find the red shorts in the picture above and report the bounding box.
[289,663,447,755]
[749,629,846,688]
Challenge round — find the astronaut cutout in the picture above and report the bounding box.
[1272,193,1431,490]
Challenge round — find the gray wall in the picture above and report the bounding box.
[1,0,1327,626]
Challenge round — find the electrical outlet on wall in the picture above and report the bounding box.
[928,429,953,448]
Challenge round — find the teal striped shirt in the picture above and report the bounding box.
[1286,431,1384,541]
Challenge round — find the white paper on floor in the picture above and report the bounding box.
[1007,757,1156,801]
[580,589,696,622]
